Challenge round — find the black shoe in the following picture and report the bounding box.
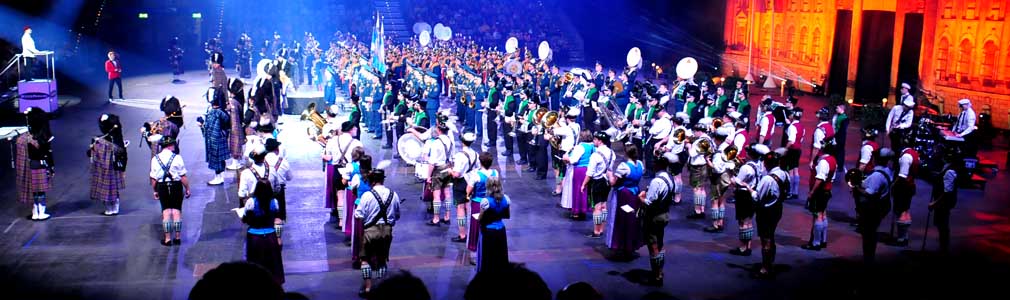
[586,233,602,238]
[536,175,547,180]
[381,145,392,149]
[800,243,823,251]
[173,238,181,245]
[703,226,723,233]
[787,194,799,200]
[161,239,172,247]
[518,159,528,165]
[729,248,752,256]
[551,191,562,196]
[372,135,382,139]
[484,143,491,147]
[502,151,513,156]
[351,260,361,270]
[525,167,536,172]
[426,220,440,226]
[751,270,774,279]
[358,287,369,298]
[686,213,705,219]
[727,198,736,204]
[451,236,466,243]
[441,219,450,225]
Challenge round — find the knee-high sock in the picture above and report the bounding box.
[762,244,776,270]
[361,265,372,279]
[432,200,442,219]
[457,216,467,228]
[739,227,755,242]
[896,220,911,241]
[718,207,726,221]
[274,223,284,239]
[790,175,800,195]
[708,207,720,220]
[593,212,605,225]
[650,253,666,272]
[375,266,387,279]
[813,220,827,246]
[821,219,829,245]
[694,192,706,208]
[172,221,182,235]
[163,221,172,234]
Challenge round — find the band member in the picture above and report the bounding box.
[149,136,191,246]
[235,181,284,285]
[952,98,977,157]
[501,88,518,157]
[756,97,775,145]
[451,132,479,242]
[210,52,226,89]
[484,80,501,149]
[563,130,595,218]
[890,146,919,247]
[802,140,837,251]
[169,37,185,83]
[412,121,453,226]
[783,108,804,199]
[425,77,441,128]
[516,93,533,165]
[343,151,372,268]
[467,152,499,264]
[323,122,363,229]
[198,88,231,185]
[238,144,279,212]
[656,112,690,204]
[852,148,895,264]
[584,131,615,238]
[810,107,834,161]
[226,78,247,170]
[354,170,401,297]
[730,144,769,256]
[605,145,644,258]
[17,108,55,221]
[551,110,581,196]
[530,104,550,180]
[644,105,672,178]
[105,50,124,100]
[928,162,959,253]
[269,49,291,118]
[235,33,253,78]
[89,114,127,216]
[476,177,511,273]
[705,140,737,233]
[857,128,880,172]
[251,59,277,124]
[640,158,675,285]
[832,103,850,174]
[747,148,788,278]
[885,83,915,150]
[264,138,291,242]
[687,122,713,219]
[384,88,407,149]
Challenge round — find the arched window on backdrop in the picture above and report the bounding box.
[936,37,950,81]
[957,38,973,82]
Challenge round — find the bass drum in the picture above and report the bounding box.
[397,128,427,165]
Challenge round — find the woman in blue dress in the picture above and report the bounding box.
[467,152,498,265]
[477,176,510,273]
[239,181,284,284]
[605,145,645,259]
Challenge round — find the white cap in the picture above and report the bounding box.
[958,98,971,106]
[462,132,477,142]
[903,97,915,107]
[663,151,679,164]
[727,111,742,120]
[566,109,580,117]
[752,144,770,155]
[901,82,911,90]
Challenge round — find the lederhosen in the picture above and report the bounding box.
[362,190,395,269]
[332,137,352,191]
[641,174,673,247]
[452,150,477,205]
[891,149,919,214]
[588,150,614,207]
[430,137,453,190]
[734,162,760,221]
[755,173,787,238]
[806,155,836,213]
[155,154,184,210]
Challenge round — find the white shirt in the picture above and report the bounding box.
[814,158,833,181]
[753,167,789,207]
[149,149,187,182]
[465,168,498,187]
[812,121,829,150]
[649,117,672,139]
[554,122,579,152]
[668,125,689,154]
[758,112,775,137]
[859,141,874,164]
[954,107,976,137]
[452,147,478,177]
[265,152,292,186]
[21,32,40,58]
[711,153,735,174]
[568,142,591,166]
[786,121,801,146]
[422,134,452,166]
[238,162,281,199]
[886,104,914,132]
[644,172,673,206]
[614,160,642,178]
[587,144,614,179]
[898,152,914,178]
[324,133,363,165]
[734,161,763,188]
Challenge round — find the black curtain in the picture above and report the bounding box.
[853,11,896,103]
[827,10,852,97]
[896,13,924,91]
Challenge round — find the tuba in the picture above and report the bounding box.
[697,137,713,155]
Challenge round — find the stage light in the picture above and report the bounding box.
[138,13,148,19]
[847,99,854,104]
[192,13,202,19]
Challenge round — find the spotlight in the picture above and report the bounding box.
[138,13,148,19]
[192,13,202,19]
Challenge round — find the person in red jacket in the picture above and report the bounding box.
[105,50,123,101]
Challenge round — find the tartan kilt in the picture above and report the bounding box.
[30,169,51,193]
[89,139,126,203]
[228,98,245,159]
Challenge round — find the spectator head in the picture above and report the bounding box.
[368,270,431,300]
[188,261,284,300]
[556,282,602,300]
[464,263,551,300]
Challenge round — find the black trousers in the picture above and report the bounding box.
[582,106,598,133]
[857,200,889,264]
[643,138,658,177]
[486,111,499,146]
[108,77,123,99]
[502,120,515,152]
[934,207,951,251]
[517,131,529,160]
[534,137,548,177]
[275,185,287,220]
[22,57,36,81]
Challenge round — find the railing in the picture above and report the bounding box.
[1,54,23,79]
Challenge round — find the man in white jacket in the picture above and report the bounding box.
[21,26,44,81]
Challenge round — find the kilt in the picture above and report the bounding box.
[476,227,509,273]
[641,213,670,247]
[228,98,246,159]
[606,188,643,252]
[755,202,783,238]
[587,177,611,207]
[15,134,51,204]
[202,109,231,173]
[688,164,709,188]
[156,181,184,210]
[246,232,285,284]
[89,139,125,203]
[733,189,754,221]
[362,224,393,268]
[467,199,482,252]
[452,177,469,205]
[806,189,831,213]
[30,169,52,194]
[891,179,916,213]
[783,148,801,171]
[430,164,452,190]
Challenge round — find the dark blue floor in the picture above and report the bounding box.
[1,70,1008,300]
